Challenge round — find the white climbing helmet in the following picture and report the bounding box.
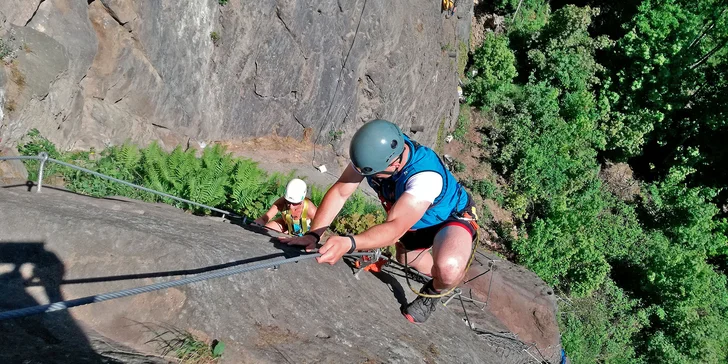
[284,178,307,204]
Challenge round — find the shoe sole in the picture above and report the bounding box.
[402,312,424,324]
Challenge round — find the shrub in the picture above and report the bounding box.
[17,129,65,181]
[465,33,517,110]
[453,106,471,141]
[16,130,386,235]
[210,31,221,46]
[464,178,503,203]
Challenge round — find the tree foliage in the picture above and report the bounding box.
[560,279,646,364]
[603,0,728,164]
[465,33,517,109]
[464,1,728,362]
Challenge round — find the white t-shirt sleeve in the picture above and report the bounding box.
[403,172,443,204]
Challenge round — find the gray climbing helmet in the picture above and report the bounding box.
[349,119,405,175]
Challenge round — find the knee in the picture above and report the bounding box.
[266,219,284,233]
[435,257,466,286]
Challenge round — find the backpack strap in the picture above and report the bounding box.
[301,200,309,233]
[282,208,294,234]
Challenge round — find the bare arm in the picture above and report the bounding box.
[316,192,430,264]
[254,197,284,225]
[308,164,363,233]
[353,192,429,250]
[279,164,363,246]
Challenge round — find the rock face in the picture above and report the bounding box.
[459,253,563,363]
[0,0,466,167]
[0,146,28,183]
[0,185,559,363]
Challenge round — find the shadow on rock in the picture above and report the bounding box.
[0,241,122,363]
[370,270,408,307]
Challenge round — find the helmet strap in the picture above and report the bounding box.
[375,150,405,176]
[391,150,405,174]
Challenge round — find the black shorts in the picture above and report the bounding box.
[398,197,478,251]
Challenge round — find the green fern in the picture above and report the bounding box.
[201,144,235,177]
[230,159,268,217]
[186,146,235,213]
[118,144,142,176]
[141,142,177,203]
[310,185,327,206]
[167,147,197,202]
[19,130,387,231]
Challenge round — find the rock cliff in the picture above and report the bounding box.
[0,0,469,169]
[0,185,562,363]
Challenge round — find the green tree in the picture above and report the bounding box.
[560,279,646,364]
[602,0,728,161]
[528,5,613,93]
[465,33,517,109]
[630,233,728,364]
[464,1,728,362]
[641,166,727,255]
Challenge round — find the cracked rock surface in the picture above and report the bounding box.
[0,185,557,363]
[0,0,466,171]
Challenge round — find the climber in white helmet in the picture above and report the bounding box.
[254,178,318,236]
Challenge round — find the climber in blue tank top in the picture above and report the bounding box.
[279,119,480,324]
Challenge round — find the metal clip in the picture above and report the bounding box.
[442,287,463,307]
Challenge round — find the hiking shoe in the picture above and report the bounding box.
[402,280,440,324]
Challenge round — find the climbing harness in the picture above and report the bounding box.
[282,199,310,236]
[347,208,481,299]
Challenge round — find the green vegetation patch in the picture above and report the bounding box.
[16,130,385,235]
[462,1,728,362]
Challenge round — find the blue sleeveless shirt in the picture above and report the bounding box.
[366,135,469,230]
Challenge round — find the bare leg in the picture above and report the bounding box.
[430,225,473,291]
[265,218,287,234]
[395,243,434,276]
